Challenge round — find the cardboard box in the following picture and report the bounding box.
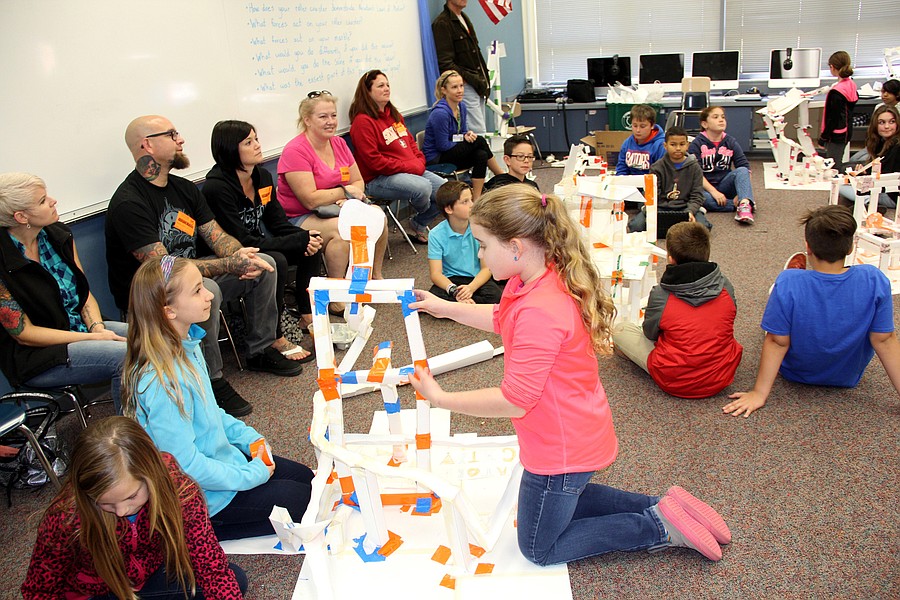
[581,130,632,168]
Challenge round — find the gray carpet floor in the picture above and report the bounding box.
[2,159,898,599]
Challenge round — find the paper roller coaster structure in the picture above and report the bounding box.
[275,199,522,599]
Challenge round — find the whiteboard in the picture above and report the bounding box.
[0,0,427,221]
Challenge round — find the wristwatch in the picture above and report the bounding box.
[447,283,459,297]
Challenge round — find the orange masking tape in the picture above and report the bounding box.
[350,225,369,264]
[643,174,655,205]
[432,546,452,564]
[415,433,432,450]
[368,356,390,383]
[579,196,592,227]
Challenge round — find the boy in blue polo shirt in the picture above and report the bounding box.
[427,180,502,304]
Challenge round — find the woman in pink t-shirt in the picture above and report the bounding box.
[410,184,731,565]
[277,91,387,279]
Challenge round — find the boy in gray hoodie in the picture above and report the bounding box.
[628,126,712,232]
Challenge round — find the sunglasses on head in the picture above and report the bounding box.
[307,90,332,99]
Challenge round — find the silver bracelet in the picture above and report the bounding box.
[88,321,102,332]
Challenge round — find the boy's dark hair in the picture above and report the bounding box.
[436,180,471,215]
[883,79,900,98]
[666,221,710,263]
[503,134,534,156]
[665,126,688,142]
[801,205,857,263]
[630,104,657,125]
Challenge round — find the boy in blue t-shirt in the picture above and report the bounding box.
[615,104,666,176]
[724,205,900,417]
[427,180,502,304]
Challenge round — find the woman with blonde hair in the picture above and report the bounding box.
[21,416,246,599]
[122,256,314,542]
[0,172,128,409]
[409,184,732,566]
[423,70,502,200]
[276,91,387,280]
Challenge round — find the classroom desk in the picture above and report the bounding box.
[516,96,879,157]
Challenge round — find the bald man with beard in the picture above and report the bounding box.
[105,115,304,417]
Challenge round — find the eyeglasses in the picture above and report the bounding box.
[507,154,536,162]
[145,129,179,141]
[307,90,332,98]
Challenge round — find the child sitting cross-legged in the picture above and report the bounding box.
[628,126,712,233]
[688,106,756,224]
[427,180,503,304]
[613,221,742,398]
[724,205,900,417]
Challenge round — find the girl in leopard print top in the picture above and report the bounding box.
[22,416,246,600]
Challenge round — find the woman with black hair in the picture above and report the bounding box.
[202,120,321,353]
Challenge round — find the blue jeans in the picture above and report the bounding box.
[463,83,487,134]
[702,166,754,212]
[628,207,712,232]
[91,562,248,599]
[838,184,897,209]
[24,320,128,413]
[517,469,665,566]
[365,171,444,231]
[210,455,315,540]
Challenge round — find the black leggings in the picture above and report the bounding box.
[432,137,492,179]
[266,249,321,335]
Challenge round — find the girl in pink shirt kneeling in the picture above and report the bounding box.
[410,183,731,564]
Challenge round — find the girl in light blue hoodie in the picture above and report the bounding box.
[122,255,313,541]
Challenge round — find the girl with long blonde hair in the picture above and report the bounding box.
[22,416,246,599]
[409,184,731,565]
[122,256,314,541]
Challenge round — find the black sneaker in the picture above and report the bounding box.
[210,378,253,417]
[247,346,303,377]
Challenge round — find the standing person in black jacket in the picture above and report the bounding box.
[0,172,128,409]
[432,0,490,134]
[202,120,322,360]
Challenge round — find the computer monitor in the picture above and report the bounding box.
[587,55,632,93]
[691,50,740,91]
[639,53,684,93]
[769,48,822,89]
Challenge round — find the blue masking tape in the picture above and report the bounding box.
[414,496,433,514]
[353,533,386,563]
[342,371,358,384]
[314,290,330,316]
[377,340,391,351]
[349,302,359,315]
[384,401,401,414]
[398,366,414,376]
[399,289,416,317]
[349,266,370,294]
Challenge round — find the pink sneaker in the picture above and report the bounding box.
[666,486,732,545]
[735,199,754,224]
[657,496,722,561]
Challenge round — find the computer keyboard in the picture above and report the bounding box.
[733,94,764,101]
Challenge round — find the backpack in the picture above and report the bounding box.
[0,392,70,506]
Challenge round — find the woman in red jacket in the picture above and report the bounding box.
[349,69,443,243]
[22,416,246,600]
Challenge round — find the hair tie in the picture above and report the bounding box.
[160,255,176,282]
[540,194,547,207]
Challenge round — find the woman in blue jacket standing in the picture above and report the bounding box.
[423,70,502,200]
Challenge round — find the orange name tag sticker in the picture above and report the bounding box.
[394,122,408,137]
[174,212,196,236]
[340,166,351,183]
[259,186,273,205]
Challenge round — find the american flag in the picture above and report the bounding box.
[479,0,512,24]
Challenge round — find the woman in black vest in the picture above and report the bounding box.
[0,173,127,409]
